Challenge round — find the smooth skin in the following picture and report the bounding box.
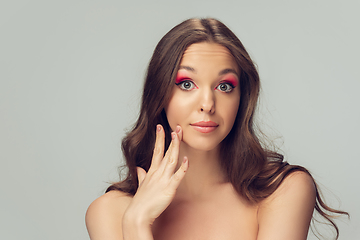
[86,43,316,240]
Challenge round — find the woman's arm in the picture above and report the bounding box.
[85,125,188,240]
[257,171,316,240]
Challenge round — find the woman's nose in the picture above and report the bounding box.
[199,89,215,114]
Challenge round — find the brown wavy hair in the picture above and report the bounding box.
[107,18,348,239]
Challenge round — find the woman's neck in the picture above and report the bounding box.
[175,142,228,201]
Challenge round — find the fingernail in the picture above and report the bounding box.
[171,132,176,140]
[176,126,181,133]
[157,125,161,132]
[183,156,188,163]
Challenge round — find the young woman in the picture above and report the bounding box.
[86,18,347,240]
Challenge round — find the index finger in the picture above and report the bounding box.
[162,128,182,177]
[148,124,165,172]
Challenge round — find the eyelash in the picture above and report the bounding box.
[175,80,236,93]
[216,82,235,93]
[175,80,198,91]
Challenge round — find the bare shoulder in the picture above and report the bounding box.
[86,190,133,240]
[262,171,316,203]
[257,171,316,240]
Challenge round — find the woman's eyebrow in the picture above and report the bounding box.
[179,66,238,77]
[219,68,239,77]
[179,65,196,73]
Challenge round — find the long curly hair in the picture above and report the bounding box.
[107,18,348,239]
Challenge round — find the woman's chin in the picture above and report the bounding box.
[180,140,220,153]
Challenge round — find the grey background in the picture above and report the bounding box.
[1,0,359,239]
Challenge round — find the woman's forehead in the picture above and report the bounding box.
[182,42,233,57]
[180,42,238,74]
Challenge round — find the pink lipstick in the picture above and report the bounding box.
[190,121,219,133]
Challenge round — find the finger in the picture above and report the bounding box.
[169,156,189,189]
[149,124,165,172]
[137,167,147,187]
[175,125,183,142]
[163,131,181,177]
[162,126,181,162]
[156,130,176,175]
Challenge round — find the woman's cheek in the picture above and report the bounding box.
[166,93,194,131]
[165,96,181,130]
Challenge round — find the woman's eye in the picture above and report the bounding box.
[216,82,234,92]
[176,80,197,91]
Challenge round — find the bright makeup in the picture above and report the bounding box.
[165,42,240,151]
[175,72,190,84]
[221,74,238,87]
[176,72,238,89]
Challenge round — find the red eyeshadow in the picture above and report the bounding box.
[223,75,238,87]
[175,72,190,84]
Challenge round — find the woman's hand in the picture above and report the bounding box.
[122,124,188,239]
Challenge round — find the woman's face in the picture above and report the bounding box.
[165,42,240,151]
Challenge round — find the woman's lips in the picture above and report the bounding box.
[190,121,219,133]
